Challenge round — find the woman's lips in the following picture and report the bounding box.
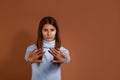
[47,37,52,39]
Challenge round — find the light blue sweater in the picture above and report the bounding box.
[25,40,70,80]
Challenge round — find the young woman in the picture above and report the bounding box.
[25,16,70,80]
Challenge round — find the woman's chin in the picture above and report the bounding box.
[44,39,54,42]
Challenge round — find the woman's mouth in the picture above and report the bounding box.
[47,37,52,39]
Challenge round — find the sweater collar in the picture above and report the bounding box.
[43,40,55,48]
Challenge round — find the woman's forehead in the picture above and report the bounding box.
[43,24,55,29]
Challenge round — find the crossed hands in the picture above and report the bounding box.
[28,48,67,64]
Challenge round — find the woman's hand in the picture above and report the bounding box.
[28,48,45,64]
[48,48,67,64]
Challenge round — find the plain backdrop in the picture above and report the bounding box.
[0,0,120,80]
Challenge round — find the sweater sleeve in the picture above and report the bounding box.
[24,44,37,63]
[60,47,71,64]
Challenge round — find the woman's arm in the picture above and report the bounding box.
[48,47,71,64]
[24,45,44,64]
[60,47,71,64]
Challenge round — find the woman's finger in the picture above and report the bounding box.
[38,48,43,52]
[31,49,38,54]
[53,48,60,54]
[36,48,43,55]
[49,48,58,55]
[37,51,45,57]
[61,53,66,58]
[32,49,37,52]
[36,51,42,55]
[56,48,60,51]
[48,50,56,57]
[35,50,41,54]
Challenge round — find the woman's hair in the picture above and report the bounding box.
[36,16,61,49]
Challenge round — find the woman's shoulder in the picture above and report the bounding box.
[26,44,37,50]
[60,46,69,52]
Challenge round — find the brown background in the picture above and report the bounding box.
[0,0,120,80]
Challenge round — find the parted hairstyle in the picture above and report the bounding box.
[36,16,61,49]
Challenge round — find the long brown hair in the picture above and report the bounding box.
[36,16,61,49]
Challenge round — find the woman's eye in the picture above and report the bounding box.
[51,29,55,31]
[44,29,48,32]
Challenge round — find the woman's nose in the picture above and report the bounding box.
[47,31,51,36]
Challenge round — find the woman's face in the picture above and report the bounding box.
[42,24,56,41]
